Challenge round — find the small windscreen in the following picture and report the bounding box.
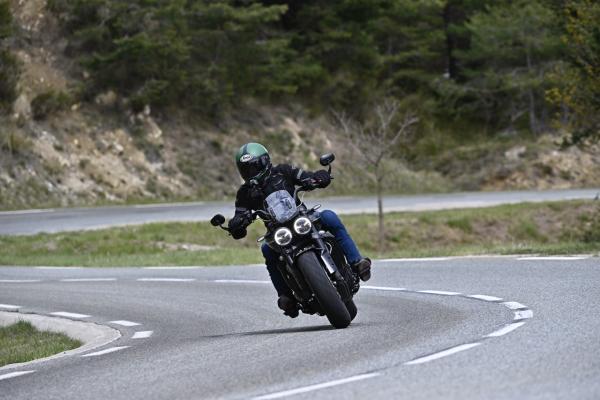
[265,190,297,223]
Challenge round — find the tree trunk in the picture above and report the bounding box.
[376,172,385,254]
[525,46,538,135]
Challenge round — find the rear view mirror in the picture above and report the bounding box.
[210,214,225,227]
[319,153,335,166]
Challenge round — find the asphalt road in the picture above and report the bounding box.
[1,256,599,399]
[1,188,599,235]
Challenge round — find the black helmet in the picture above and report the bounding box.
[235,142,271,182]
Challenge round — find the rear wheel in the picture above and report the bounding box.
[297,251,351,329]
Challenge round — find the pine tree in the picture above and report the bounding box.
[448,0,564,134]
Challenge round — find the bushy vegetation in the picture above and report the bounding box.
[45,0,598,139]
[31,90,72,120]
[0,0,19,114]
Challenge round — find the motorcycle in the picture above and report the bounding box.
[210,153,360,329]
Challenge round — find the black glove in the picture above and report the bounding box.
[312,170,331,188]
[230,227,247,240]
[228,212,252,239]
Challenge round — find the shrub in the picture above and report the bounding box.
[31,91,72,120]
[582,204,600,243]
[0,49,20,114]
[0,130,32,156]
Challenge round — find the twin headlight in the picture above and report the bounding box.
[274,217,312,246]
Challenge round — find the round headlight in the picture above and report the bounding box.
[293,217,312,235]
[274,228,293,246]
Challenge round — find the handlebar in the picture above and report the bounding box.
[212,161,334,234]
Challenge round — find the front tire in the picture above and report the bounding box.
[345,299,358,321]
[297,251,351,329]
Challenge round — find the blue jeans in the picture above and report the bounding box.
[261,209,362,296]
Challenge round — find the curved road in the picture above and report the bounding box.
[1,257,599,399]
[1,189,599,399]
[1,188,598,235]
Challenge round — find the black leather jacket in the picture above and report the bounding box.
[234,164,314,218]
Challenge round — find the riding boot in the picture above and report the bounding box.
[277,294,299,318]
[352,258,372,281]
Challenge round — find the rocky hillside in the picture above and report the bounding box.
[0,0,599,210]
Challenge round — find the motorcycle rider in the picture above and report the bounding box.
[228,142,371,317]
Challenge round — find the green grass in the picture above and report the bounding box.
[0,200,598,267]
[0,321,81,367]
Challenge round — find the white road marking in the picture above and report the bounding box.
[132,331,153,339]
[143,266,201,270]
[514,309,534,320]
[378,257,450,262]
[517,256,589,261]
[502,301,528,310]
[35,266,83,270]
[0,279,41,283]
[0,304,20,310]
[81,346,129,357]
[110,320,141,327]
[132,202,203,209]
[136,278,196,282]
[60,278,117,282]
[486,322,526,337]
[362,285,407,291]
[214,279,270,284]
[404,343,481,365]
[417,290,461,296]
[467,294,503,302]
[50,311,91,319]
[0,370,36,381]
[252,373,380,400]
[0,208,54,215]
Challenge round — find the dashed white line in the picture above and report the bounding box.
[404,343,481,365]
[251,373,380,400]
[0,370,36,381]
[467,294,503,302]
[50,311,91,319]
[0,304,20,310]
[81,346,129,357]
[61,278,117,282]
[502,301,528,310]
[517,256,589,261]
[213,279,270,284]
[417,290,461,296]
[137,278,196,282]
[35,266,83,270]
[0,279,41,283]
[132,331,153,339]
[362,285,407,291]
[486,322,526,337]
[143,266,201,270]
[110,320,141,327]
[514,309,534,320]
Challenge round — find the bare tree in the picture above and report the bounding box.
[333,98,418,253]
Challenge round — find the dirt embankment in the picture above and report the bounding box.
[1,1,599,210]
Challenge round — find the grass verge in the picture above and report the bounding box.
[0,321,81,367]
[0,200,598,267]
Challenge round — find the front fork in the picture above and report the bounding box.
[276,226,351,304]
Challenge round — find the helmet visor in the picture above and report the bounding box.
[239,158,266,181]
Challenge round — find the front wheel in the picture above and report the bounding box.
[297,251,351,329]
[345,299,358,321]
